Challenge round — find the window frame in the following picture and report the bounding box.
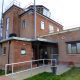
[3,47,6,55]
[49,25,54,33]
[57,28,59,32]
[6,17,9,39]
[41,21,45,30]
[21,48,26,55]
[22,20,26,28]
[6,18,9,30]
[77,43,80,53]
[67,42,80,54]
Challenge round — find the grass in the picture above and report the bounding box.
[0,70,5,76]
[24,67,80,80]
[0,69,11,76]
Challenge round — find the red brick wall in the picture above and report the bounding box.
[3,5,23,39]
[0,40,33,70]
[0,41,14,69]
[20,13,63,38]
[13,40,33,63]
[36,13,63,37]
[20,13,34,38]
[43,30,80,66]
[3,5,63,39]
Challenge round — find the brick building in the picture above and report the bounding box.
[0,4,80,69]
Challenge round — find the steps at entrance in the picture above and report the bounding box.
[56,64,71,75]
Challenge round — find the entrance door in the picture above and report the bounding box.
[39,48,44,59]
[50,47,58,63]
[39,48,48,59]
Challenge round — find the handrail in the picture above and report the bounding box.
[5,59,57,76]
[6,59,56,65]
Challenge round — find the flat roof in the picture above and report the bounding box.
[40,27,80,37]
[0,37,56,43]
[32,38,57,43]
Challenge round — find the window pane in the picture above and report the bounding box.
[22,20,26,28]
[6,18,9,30]
[6,18,9,39]
[57,28,59,32]
[67,44,71,53]
[0,44,2,55]
[21,49,26,55]
[6,31,8,39]
[71,44,77,53]
[43,8,51,17]
[41,21,44,29]
[43,9,47,16]
[49,25,54,33]
[77,43,80,53]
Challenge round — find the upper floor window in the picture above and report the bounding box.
[49,25,54,33]
[22,20,26,28]
[6,18,9,30]
[6,18,9,39]
[6,31,8,39]
[57,28,59,32]
[67,42,80,54]
[43,8,51,17]
[41,21,45,30]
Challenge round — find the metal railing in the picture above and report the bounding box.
[5,59,57,76]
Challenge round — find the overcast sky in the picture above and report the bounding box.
[0,0,80,29]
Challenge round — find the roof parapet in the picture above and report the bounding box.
[39,27,80,37]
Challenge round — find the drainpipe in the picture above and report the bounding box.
[7,41,11,72]
[34,0,36,39]
[8,41,11,64]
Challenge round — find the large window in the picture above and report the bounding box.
[67,42,80,54]
[41,21,45,30]
[43,8,51,17]
[6,18,9,39]
[49,25,54,33]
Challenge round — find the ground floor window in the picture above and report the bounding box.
[21,49,26,55]
[3,47,6,54]
[67,42,80,54]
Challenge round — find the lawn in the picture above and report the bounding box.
[24,67,80,80]
[0,70,5,76]
[0,69,11,76]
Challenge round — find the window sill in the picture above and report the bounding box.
[40,28,45,30]
[68,53,80,55]
[0,54,6,56]
[2,54,6,56]
[48,31,55,34]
